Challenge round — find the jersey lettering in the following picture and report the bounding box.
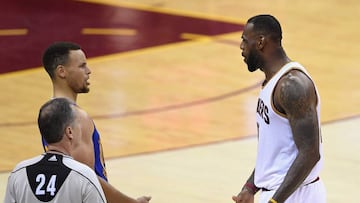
[35,174,57,196]
[256,98,270,124]
[27,154,71,202]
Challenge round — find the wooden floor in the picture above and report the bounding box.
[1,0,360,202]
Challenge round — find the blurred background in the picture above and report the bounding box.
[1,0,359,202]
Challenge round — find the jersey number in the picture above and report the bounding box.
[35,174,57,196]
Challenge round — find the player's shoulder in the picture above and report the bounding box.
[284,62,312,81]
[276,72,310,104]
[280,68,314,93]
[278,62,313,88]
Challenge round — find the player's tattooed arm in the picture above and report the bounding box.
[271,69,320,203]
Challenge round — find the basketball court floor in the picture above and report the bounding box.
[1,0,359,202]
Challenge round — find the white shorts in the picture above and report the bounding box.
[259,179,326,203]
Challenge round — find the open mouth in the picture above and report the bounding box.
[242,55,246,62]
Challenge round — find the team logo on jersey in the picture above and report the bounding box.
[257,98,270,124]
[48,155,57,162]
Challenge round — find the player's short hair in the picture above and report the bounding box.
[42,42,81,79]
[247,14,282,43]
[38,98,76,144]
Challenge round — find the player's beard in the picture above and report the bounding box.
[79,79,90,93]
[78,84,90,93]
[74,82,90,94]
[79,87,90,93]
[246,49,263,72]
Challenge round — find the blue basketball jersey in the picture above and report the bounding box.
[92,124,107,181]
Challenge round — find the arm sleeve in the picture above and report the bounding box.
[4,175,16,203]
[82,181,107,203]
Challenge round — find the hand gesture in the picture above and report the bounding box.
[137,196,152,203]
[232,188,254,203]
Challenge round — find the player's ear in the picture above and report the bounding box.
[257,35,265,50]
[55,65,66,79]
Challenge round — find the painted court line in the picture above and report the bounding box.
[77,0,246,24]
[0,29,28,36]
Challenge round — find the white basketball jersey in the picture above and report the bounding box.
[4,153,107,203]
[254,62,323,190]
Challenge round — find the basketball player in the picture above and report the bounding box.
[232,15,326,203]
[4,98,106,203]
[41,42,151,203]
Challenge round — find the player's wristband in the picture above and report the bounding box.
[243,182,259,194]
[269,198,278,203]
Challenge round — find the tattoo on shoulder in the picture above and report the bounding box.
[279,73,309,115]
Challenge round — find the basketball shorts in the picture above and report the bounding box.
[259,179,326,203]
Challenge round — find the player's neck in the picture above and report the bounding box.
[47,146,70,156]
[263,54,291,83]
[53,87,78,103]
